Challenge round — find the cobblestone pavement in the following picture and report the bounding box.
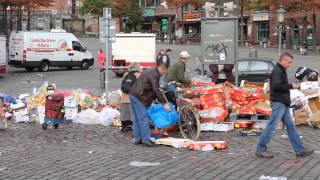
[0,123,319,180]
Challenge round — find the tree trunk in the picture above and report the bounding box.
[27,11,31,31]
[240,4,244,46]
[97,16,100,35]
[17,5,22,31]
[312,13,316,51]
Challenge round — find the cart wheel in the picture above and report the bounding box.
[53,124,59,129]
[42,123,48,130]
[178,105,201,140]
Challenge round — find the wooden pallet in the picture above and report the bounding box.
[229,113,269,121]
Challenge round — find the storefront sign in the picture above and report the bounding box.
[184,13,202,20]
[252,14,269,21]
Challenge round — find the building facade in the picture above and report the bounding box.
[247,8,320,49]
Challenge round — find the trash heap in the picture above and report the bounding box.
[0,82,121,127]
[290,81,320,128]
[181,80,272,133]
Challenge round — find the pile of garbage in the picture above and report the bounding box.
[181,78,272,133]
[0,82,121,128]
[290,81,320,128]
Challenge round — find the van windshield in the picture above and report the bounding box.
[72,41,85,52]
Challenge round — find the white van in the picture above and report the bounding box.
[110,33,156,76]
[8,31,94,72]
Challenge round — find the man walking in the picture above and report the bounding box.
[256,52,313,158]
[129,62,171,147]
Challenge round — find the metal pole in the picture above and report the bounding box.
[278,24,281,57]
[104,8,111,100]
[235,19,239,86]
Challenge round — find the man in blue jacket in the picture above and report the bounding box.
[256,52,313,158]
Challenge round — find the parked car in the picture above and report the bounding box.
[207,58,276,83]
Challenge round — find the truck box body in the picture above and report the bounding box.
[111,33,156,75]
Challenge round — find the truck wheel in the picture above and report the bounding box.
[25,67,34,72]
[81,61,89,70]
[40,61,49,72]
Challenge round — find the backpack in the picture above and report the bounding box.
[121,72,137,94]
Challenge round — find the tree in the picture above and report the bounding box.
[80,0,143,32]
[23,0,53,31]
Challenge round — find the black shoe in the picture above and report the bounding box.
[133,140,142,145]
[53,124,59,129]
[142,140,158,147]
[296,148,314,157]
[42,123,48,130]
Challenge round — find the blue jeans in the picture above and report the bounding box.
[256,102,305,154]
[166,83,177,109]
[129,96,151,142]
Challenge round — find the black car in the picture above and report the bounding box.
[206,58,277,83]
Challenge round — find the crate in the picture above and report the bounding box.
[229,113,269,121]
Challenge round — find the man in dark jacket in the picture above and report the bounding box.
[256,52,313,158]
[129,62,171,147]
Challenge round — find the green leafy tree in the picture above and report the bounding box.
[80,0,143,32]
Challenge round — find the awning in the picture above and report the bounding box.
[176,19,201,24]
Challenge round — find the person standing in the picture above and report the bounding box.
[166,51,192,108]
[209,64,234,84]
[97,49,106,72]
[129,62,171,147]
[120,63,142,132]
[256,52,313,158]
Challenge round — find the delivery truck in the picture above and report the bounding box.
[110,33,156,76]
[0,36,6,74]
[8,31,94,72]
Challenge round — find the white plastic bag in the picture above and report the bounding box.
[108,91,121,107]
[73,108,99,124]
[98,108,120,126]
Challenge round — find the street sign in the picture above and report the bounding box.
[201,18,238,64]
[99,18,106,43]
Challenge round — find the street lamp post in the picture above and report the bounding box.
[277,4,286,57]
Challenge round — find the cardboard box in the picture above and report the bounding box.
[64,107,78,120]
[293,108,309,125]
[64,96,77,108]
[201,122,234,132]
[308,97,320,113]
[308,111,320,128]
[155,138,194,148]
[189,141,227,151]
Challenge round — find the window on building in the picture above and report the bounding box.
[154,0,160,7]
[257,22,269,41]
[183,3,189,13]
[292,25,299,46]
[146,0,153,7]
[306,24,313,46]
[192,5,200,12]
[140,0,145,8]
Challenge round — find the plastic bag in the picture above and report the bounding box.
[147,103,179,129]
[98,107,120,126]
[108,91,121,107]
[73,108,99,124]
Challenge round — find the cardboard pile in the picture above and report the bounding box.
[291,81,320,128]
[181,81,272,132]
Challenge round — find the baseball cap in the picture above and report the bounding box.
[180,51,191,58]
